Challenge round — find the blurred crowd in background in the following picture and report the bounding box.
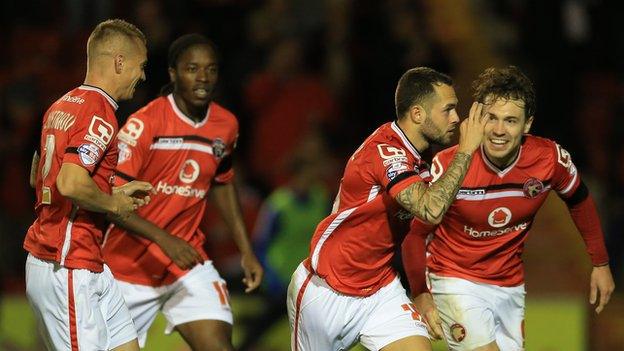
[1,0,623,350]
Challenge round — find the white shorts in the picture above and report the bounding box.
[25,254,137,351]
[116,261,232,348]
[287,263,429,351]
[429,274,525,351]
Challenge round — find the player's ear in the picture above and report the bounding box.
[523,115,534,133]
[114,54,124,74]
[409,104,426,124]
[168,67,176,84]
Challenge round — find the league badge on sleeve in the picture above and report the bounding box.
[77,143,100,166]
[386,162,409,181]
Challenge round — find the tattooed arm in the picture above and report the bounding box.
[395,102,486,224]
[395,152,472,224]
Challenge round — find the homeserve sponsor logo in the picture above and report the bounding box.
[464,221,530,238]
[156,181,206,198]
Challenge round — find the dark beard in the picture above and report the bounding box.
[422,117,450,146]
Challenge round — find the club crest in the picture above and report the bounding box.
[212,138,226,159]
[523,178,544,198]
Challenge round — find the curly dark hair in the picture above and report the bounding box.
[472,66,535,118]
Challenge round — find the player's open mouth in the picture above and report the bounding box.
[488,138,508,149]
[193,88,209,99]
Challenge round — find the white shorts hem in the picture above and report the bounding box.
[165,313,233,335]
[109,333,138,350]
[373,330,430,351]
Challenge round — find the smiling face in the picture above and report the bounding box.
[118,37,147,101]
[421,83,460,146]
[482,96,533,167]
[170,44,218,110]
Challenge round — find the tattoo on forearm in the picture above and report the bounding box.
[396,152,472,223]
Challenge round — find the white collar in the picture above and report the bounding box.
[78,85,118,110]
[167,94,211,128]
[390,121,421,158]
[480,144,522,178]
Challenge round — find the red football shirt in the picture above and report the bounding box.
[24,85,119,272]
[102,94,238,286]
[426,135,581,286]
[304,121,432,296]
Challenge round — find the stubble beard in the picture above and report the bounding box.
[422,116,450,146]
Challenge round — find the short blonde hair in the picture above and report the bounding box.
[87,19,146,57]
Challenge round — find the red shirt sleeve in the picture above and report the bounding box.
[371,142,423,197]
[402,220,435,297]
[63,107,116,173]
[552,142,609,266]
[213,122,239,185]
[551,143,580,197]
[114,114,153,186]
[568,194,610,266]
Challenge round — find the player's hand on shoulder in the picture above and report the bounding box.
[413,292,444,340]
[241,251,263,293]
[590,264,615,314]
[457,102,487,154]
[158,235,203,270]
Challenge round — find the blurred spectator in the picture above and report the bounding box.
[240,131,332,350]
[0,80,39,294]
[244,36,337,190]
[202,163,264,285]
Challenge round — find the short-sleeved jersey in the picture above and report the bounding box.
[303,121,432,296]
[102,94,238,286]
[426,135,580,286]
[24,85,120,272]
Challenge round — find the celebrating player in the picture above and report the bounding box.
[101,34,263,350]
[287,67,487,351]
[403,66,615,351]
[24,19,149,351]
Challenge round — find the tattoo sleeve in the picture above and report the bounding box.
[395,152,472,224]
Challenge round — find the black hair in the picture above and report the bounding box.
[160,33,219,96]
[395,67,453,119]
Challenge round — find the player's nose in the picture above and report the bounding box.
[492,120,505,134]
[449,110,460,124]
[196,69,208,82]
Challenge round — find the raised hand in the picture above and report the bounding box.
[457,102,487,154]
